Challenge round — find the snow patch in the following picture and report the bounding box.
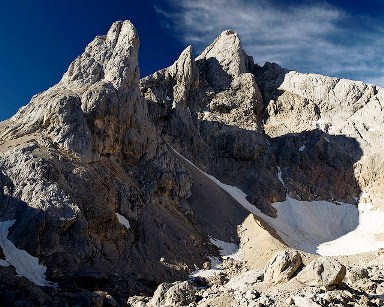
[277,167,285,187]
[115,213,130,230]
[203,111,211,117]
[171,147,384,256]
[166,95,172,101]
[312,118,325,131]
[368,128,376,132]
[190,256,221,278]
[209,237,240,259]
[0,220,55,287]
[316,202,384,255]
[190,238,239,278]
[0,259,9,266]
[299,145,305,152]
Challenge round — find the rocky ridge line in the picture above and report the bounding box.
[0,19,383,306]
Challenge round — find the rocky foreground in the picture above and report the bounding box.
[129,249,384,306]
[0,20,383,306]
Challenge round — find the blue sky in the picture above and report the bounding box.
[0,0,383,121]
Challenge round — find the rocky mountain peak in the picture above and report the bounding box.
[1,20,153,162]
[62,20,140,93]
[1,19,384,307]
[168,45,199,107]
[196,29,247,89]
[140,45,199,109]
[169,45,196,79]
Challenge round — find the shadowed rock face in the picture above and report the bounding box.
[0,21,215,301]
[254,63,384,207]
[141,28,367,216]
[0,19,383,304]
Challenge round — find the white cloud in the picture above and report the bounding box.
[155,0,384,87]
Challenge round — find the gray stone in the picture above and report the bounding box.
[264,250,302,284]
[0,19,208,302]
[296,257,346,290]
[1,17,384,307]
[149,281,196,307]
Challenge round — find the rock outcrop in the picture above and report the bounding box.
[149,281,196,307]
[141,29,283,217]
[264,250,302,284]
[254,64,384,208]
[0,21,216,303]
[1,19,384,306]
[296,257,346,290]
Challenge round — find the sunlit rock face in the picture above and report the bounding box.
[1,18,384,306]
[0,21,212,301]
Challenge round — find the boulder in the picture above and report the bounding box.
[296,257,346,290]
[264,250,302,284]
[202,272,228,287]
[149,281,196,307]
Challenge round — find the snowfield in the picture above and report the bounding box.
[172,147,384,256]
[0,220,55,287]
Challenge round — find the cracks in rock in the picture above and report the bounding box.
[351,122,368,145]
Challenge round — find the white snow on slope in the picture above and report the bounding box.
[171,147,384,256]
[115,213,130,230]
[209,237,240,259]
[271,198,384,255]
[0,220,55,287]
[316,202,384,255]
[190,237,239,278]
[0,259,9,266]
[189,255,221,278]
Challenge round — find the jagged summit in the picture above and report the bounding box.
[1,20,153,162]
[196,29,247,90]
[0,20,384,306]
[62,20,140,92]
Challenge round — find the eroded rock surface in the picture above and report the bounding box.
[296,257,347,290]
[0,19,383,306]
[0,21,214,302]
[264,250,302,285]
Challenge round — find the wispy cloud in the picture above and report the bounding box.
[154,0,384,86]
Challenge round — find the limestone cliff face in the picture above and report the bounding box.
[141,30,282,217]
[0,19,384,305]
[0,21,213,299]
[1,21,155,162]
[141,27,384,214]
[254,63,384,206]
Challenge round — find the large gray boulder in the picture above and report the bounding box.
[149,281,196,307]
[264,250,302,284]
[296,257,346,290]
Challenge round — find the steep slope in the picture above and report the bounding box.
[141,30,284,217]
[254,63,384,208]
[141,25,384,257]
[0,21,233,304]
[0,19,383,306]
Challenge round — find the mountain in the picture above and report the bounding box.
[0,20,383,306]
